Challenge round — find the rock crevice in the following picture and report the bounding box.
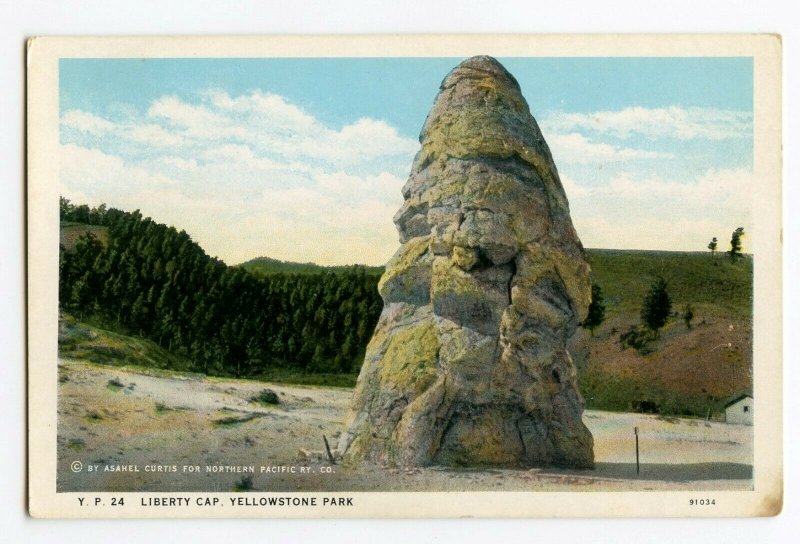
[339,56,594,469]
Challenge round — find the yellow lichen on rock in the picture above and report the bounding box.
[377,319,439,396]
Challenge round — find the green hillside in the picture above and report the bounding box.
[58,200,382,379]
[239,256,383,277]
[585,249,752,320]
[59,312,194,372]
[576,249,752,417]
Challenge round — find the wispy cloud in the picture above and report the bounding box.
[63,90,419,170]
[543,106,752,140]
[62,110,185,147]
[564,168,753,252]
[547,132,670,164]
[60,91,416,265]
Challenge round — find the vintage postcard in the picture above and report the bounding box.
[27,34,782,518]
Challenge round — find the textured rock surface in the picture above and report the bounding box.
[338,56,594,468]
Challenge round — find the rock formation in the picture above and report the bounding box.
[338,56,594,468]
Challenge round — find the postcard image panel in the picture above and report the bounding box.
[27,34,782,518]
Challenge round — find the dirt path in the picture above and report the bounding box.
[57,360,752,492]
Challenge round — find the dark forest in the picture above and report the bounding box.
[59,198,383,378]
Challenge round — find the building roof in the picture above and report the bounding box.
[724,394,753,409]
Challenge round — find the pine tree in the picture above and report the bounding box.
[707,237,718,260]
[60,197,75,220]
[729,227,745,261]
[641,277,672,336]
[581,283,606,337]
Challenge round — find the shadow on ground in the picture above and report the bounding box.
[560,462,753,482]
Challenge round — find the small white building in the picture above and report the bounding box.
[725,394,753,425]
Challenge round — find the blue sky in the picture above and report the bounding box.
[59,57,754,265]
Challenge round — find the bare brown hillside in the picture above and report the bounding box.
[572,314,752,416]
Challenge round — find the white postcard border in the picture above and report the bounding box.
[26,34,783,518]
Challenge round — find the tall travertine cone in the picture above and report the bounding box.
[339,56,594,468]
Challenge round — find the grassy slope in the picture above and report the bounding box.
[59,314,360,387]
[59,313,195,372]
[585,249,752,319]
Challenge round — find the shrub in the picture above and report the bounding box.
[249,388,280,405]
[631,399,660,414]
[234,476,254,492]
[619,325,654,354]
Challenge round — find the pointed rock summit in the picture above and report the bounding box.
[339,56,594,468]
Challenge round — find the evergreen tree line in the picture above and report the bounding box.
[59,198,383,377]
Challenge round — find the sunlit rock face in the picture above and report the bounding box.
[338,56,594,469]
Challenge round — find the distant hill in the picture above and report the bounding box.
[238,256,384,277]
[235,248,754,417]
[242,249,753,321]
[58,313,357,388]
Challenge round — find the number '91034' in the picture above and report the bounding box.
[689,498,716,506]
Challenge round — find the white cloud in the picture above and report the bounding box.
[60,144,176,191]
[544,106,752,140]
[147,91,419,168]
[208,90,317,132]
[65,90,419,170]
[315,171,405,203]
[566,168,754,252]
[560,174,591,199]
[158,156,198,171]
[60,91,412,265]
[548,132,669,164]
[62,109,185,147]
[312,118,418,166]
[601,168,753,211]
[575,215,751,254]
[126,123,186,147]
[61,110,115,135]
[147,95,232,134]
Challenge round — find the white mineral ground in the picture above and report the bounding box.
[57,359,752,492]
